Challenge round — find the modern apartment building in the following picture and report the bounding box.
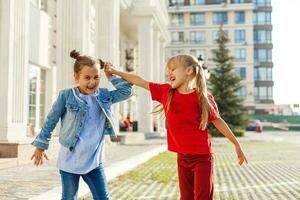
[167,0,273,113]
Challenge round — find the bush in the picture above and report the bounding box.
[208,126,245,137]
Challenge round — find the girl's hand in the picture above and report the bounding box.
[103,62,114,78]
[31,147,49,166]
[235,145,248,165]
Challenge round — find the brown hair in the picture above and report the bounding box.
[70,50,105,74]
[152,54,214,130]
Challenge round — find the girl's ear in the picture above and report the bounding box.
[186,66,194,76]
[74,73,79,82]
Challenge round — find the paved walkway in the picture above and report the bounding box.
[1,131,300,200]
[0,135,167,200]
[83,131,300,200]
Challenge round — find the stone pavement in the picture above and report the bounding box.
[82,131,300,200]
[0,134,167,200]
[1,131,300,200]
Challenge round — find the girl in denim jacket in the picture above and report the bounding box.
[31,50,132,200]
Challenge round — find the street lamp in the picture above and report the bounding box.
[197,54,210,79]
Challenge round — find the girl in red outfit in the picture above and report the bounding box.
[105,54,248,200]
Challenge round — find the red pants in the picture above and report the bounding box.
[177,153,214,200]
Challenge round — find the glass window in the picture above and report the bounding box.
[213,12,228,25]
[237,86,246,98]
[212,30,229,43]
[170,0,184,6]
[171,13,184,26]
[28,64,46,129]
[171,32,184,44]
[255,86,273,100]
[253,0,271,6]
[215,0,225,4]
[190,49,206,59]
[254,30,272,44]
[190,31,206,44]
[253,12,271,25]
[190,0,205,5]
[235,30,246,43]
[235,11,245,24]
[232,0,245,3]
[235,67,246,79]
[235,48,246,62]
[254,67,272,81]
[254,49,272,62]
[190,13,205,25]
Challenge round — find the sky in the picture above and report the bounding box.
[272,0,300,104]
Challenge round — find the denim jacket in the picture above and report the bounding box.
[31,76,132,151]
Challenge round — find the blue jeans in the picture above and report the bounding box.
[59,164,110,200]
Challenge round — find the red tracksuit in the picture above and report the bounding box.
[149,83,220,200]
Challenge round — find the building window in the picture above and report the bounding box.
[254,49,272,62]
[235,67,246,80]
[237,86,247,98]
[28,64,46,130]
[169,0,184,6]
[171,32,184,44]
[254,86,273,100]
[190,49,206,59]
[215,0,225,4]
[235,11,245,24]
[171,13,184,26]
[190,13,205,25]
[190,31,206,44]
[232,0,245,3]
[253,0,271,6]
[235,48,246,62]
[253,12,271,25]
[254,30,272,44]
[235,30,246,43]
[212,30,229,43]
[254,67,272,81]
[213,12,228,25]
[190,0,205,5]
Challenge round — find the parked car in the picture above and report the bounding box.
[246,119,263,132]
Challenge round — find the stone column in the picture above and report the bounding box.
[95,0,121,132]
[137,19,154,133]
[56,0,91,90]
[158,38,167,133]
[0,0,29,141]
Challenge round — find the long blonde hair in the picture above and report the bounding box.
[152,54,214,130]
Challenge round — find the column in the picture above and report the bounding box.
[56,0,91,90]
[137,19,154,133]
[0,0,29,141]
[152,30,161,132]
[95,0,121,132]
[158,38,167,133]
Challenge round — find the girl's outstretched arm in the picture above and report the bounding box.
[104,64,149,90]
[211,118,248,165]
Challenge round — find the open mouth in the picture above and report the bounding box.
[87,86,96,90]
[169,77,176,82]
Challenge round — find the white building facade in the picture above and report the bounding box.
[0,0,169,148]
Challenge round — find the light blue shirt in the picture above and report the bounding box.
[57,88,106,174]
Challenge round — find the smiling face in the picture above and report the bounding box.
[167,58,194,90]
[74,65,101,95]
